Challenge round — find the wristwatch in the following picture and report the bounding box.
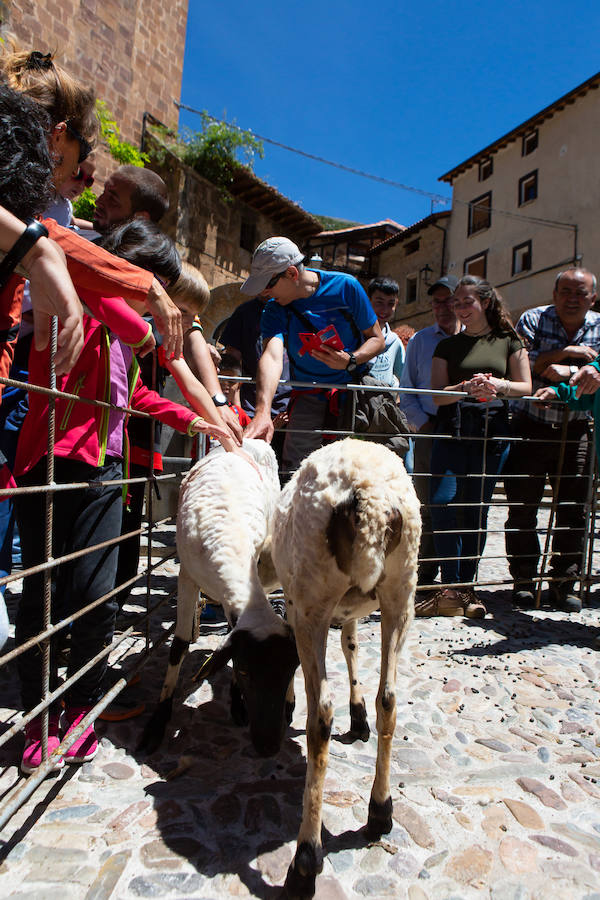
[211,392,228,407]
[346,353,358,374]
[569,365,578,376]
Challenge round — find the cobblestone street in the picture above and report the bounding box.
[1,504,600,899]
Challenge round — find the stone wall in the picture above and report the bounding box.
[3,0,188,182]
[150,145,318,339]
[376,222,448,330]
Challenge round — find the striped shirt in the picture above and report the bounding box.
[513,304,600,424]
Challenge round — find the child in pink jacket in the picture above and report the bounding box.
[13,264,229,775]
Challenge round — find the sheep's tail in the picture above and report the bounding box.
[326,488,403,593]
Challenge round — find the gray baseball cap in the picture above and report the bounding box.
[240,236,305,295]
[427,274,458,295]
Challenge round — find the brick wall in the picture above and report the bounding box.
[3,0,188,182]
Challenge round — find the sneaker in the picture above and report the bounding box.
[21,714,64,775]
[63,706,98,764]
[548,584,582,613]
[459,589,487,619]
[414,588,464,618]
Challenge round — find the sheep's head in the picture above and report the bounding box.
[198,624,299,757]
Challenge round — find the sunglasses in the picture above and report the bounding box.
[73,169,94,188]
[66,121,93,164]
[264,270,287,291]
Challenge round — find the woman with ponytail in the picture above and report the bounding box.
[427,275,531,616]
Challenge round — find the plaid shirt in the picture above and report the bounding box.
[513,304,600,424]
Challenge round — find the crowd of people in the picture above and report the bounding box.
[1,38,599,779]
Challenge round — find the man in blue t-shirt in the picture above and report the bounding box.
[243,236,384,478]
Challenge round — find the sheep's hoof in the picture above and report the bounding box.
[285,699,295,726]
[366,795,393,839]
[282,842,322,899]
[349,701,370,742]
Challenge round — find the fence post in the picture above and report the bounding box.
[41,317,59,762]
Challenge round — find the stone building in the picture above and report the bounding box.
[305,220,403,281]
[149,141,321,338]
[2,0,189,181]
[367,210,451,330]
[439,71,600,318]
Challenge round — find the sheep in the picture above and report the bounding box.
[139,439,299,758]
[271,438,421,899]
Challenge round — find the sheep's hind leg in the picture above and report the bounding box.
[284,617,331,899]
[366,595,412,839]
[341,618,369,741]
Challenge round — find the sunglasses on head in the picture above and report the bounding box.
[73,169,94,188]
[66,121,93,164]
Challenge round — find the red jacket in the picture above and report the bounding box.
[0,220,155,396]
[16,288,198,477]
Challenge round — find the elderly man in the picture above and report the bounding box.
[504,267,600,611]
[399,275,459,605]
[244,236,384,478]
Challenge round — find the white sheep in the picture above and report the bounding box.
[271,438,421,899]
[140,439,299,757]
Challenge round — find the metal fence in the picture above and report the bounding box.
[0,353,597,829]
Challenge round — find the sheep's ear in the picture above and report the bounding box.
[192,636,233,682]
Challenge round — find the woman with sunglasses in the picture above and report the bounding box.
[55,154,97,231]
[0,40,97,184]
[428,275,531,616]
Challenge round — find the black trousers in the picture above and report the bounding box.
[14,457,123,712]
[504,414,592,588]
[114,463,147,609]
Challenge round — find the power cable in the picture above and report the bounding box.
[174,102,576,232]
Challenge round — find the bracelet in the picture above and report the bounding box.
[0,219,49,290]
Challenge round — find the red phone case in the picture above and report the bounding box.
[298,324,344,357]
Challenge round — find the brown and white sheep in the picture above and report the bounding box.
[139,439,299,758]
[271,438,421,899]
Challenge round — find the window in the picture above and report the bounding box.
[405,238,420,256]
[240,219,257,252]
[468,192,491,235]
[522,130,538,156]
[512,240,532,275]
[518,170,538,206]
[479,157,493,181]
[464,251,487,278]
[405,274,418,303]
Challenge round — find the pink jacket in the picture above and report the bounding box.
[16,288,198,477]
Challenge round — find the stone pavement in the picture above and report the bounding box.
[1,506,600,900]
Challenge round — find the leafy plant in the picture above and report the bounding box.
[148,112,263,200]
[312,214,361,231]
[72,186,96,222]
[96,100,148,167]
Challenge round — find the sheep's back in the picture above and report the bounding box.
[272,439,420,596]
[177,444,279,599]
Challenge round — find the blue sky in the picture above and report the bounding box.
[180,0,600,228]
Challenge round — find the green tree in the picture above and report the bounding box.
[149,112,263,200]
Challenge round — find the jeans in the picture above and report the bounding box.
[430,402,510,586]
[411,427,439,587]
[14,456,123,712]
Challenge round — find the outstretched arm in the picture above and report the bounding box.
[0,207,84,375]
[244,337,284,442]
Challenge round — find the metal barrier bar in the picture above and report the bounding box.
[0,363,597,835]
